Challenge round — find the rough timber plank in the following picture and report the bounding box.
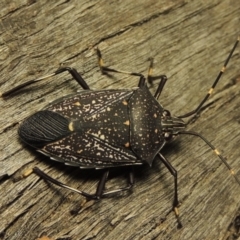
[1,0,240,239]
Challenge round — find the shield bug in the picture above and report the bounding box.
[1,37,240,228]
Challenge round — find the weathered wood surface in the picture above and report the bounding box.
[1,1,240,239]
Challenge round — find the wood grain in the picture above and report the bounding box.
[1,0,240,239]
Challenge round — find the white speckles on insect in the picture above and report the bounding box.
[122,100,128,105]
[68,122,74,131]
[73,101,81,106]
[83,104,91,112]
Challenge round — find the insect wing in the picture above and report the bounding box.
[39,89,142,167]
[40,131,141,168]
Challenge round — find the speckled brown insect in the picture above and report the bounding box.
[2,39,240,228]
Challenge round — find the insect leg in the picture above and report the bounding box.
[26,167,134,199]
[102,168,135,196]
[147,58,168,99]
[177,36,239,120]
[158,153,182,228]
[1,67,90,97]
[96,48,146,87]
[30,167,102,199]
[94,170,109,198]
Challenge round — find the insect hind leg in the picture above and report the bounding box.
[1,67,90,97]
[30,167,100,199]
[23,167,135,200]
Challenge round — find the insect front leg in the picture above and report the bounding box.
[158,153,182,228]
[147,57,168,99]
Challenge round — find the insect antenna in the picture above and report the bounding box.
[177,36,239,123]
[178,130,240,186]
[175,38,240,185]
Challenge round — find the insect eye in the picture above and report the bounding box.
[163,110,171,117]
[164,132,173,141]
